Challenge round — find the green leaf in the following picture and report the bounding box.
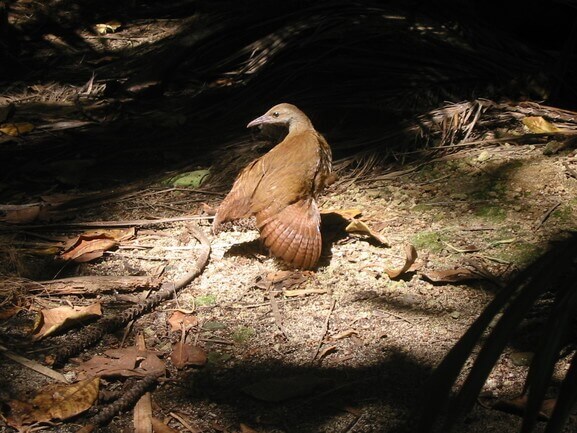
[166,170,210,188]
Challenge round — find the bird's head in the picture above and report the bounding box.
[247,103,311,132]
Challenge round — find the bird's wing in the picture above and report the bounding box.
[212,159,265,233]
[250,132,325,268]
[257,197,322,269]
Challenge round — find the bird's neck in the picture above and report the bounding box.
[287,118,313,135]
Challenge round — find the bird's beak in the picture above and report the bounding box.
[247,114,273,128]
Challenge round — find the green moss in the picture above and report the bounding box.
[232,326,255,345]
[473,205,507,222]
[470,183,506,200]
[552,205,575,226]
[411,231,444,253]
[496,242,542,266]
[195,294,217,306]
[202,321,227,330]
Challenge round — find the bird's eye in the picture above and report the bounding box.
[272,111,280,118]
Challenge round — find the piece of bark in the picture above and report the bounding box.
[31,276,161,295]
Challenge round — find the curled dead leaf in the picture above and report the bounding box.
[171,343,207,369]
[59,228,134,262]
[168,311,199,332]
[345,219,389,246]
[31,303,102,340]
[421,268,481,283]
[76,347,165,379]
[60,237,117,262]
[385,244,418,278]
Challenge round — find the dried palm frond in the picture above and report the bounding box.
[419,231,577,433]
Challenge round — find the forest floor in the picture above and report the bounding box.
[1,136,577,433]
[1,3,577,433]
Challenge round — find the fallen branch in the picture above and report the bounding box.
[77,371,162,433]
[31,276,161,296]
[50,223,210,366]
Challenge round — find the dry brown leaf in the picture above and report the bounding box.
[171,343,207,369]
[0,203,43,224]
[59,228,134,262]
[168,311,199,332]
[31,303,102,340]
[202,202,217,216]
[151,418,178,433]
[134,392,153,433]
[6,376,99,428]
[522,116,560,133]
[62,228,135,250]
[422,268,480,283]
[0,122,34,136]
[59,236,117,262]
[385,244,418,278]
[345,219,389,246]
[77,347,166,379]
[256,270,310,291]
[267,270,296,283]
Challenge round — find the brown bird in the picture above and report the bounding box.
[212,103,333,269]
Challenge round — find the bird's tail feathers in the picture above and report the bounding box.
[257,198,321,269]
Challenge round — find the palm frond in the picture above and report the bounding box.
[420,232,577,433]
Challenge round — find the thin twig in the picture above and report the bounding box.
[312,298,337,362]
[373,309,414,325]
[535,201,562,230]
[0,344,68,383]
[0,216,212,231]
[342,414,364,433]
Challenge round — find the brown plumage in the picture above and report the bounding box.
[212,103,332,269]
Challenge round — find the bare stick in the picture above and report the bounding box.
[312,299,337,362]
